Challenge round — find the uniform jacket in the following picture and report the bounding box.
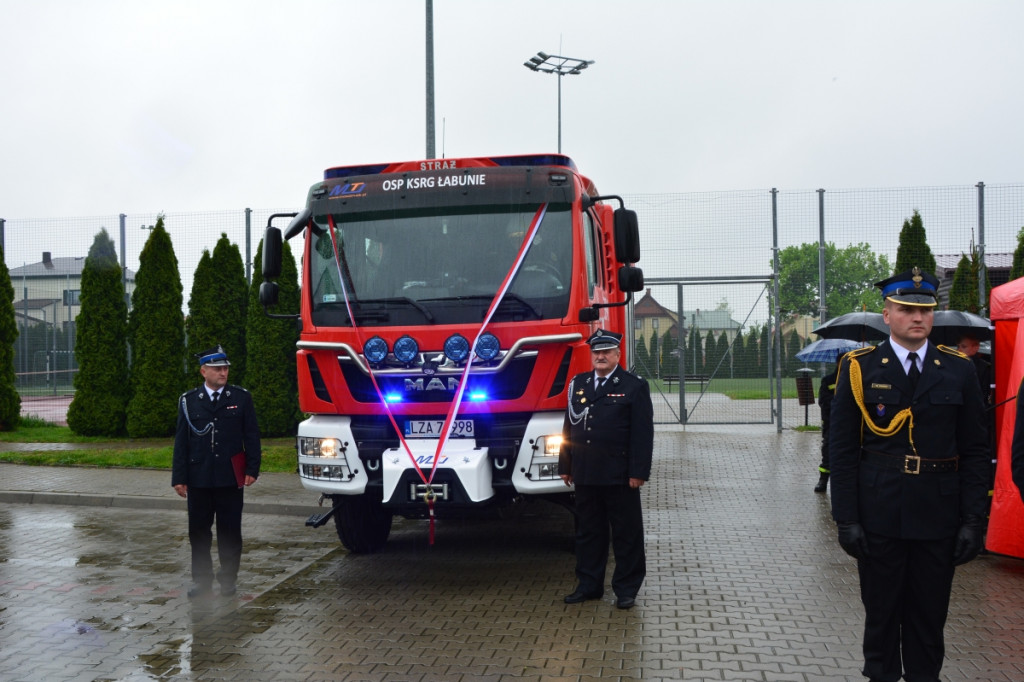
[172,384,261,489]
[829,341,989,539]
[558,366,654,485]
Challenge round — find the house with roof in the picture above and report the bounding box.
[633,289,743,344]
[934,252,1012,309]
[9,251,136,338]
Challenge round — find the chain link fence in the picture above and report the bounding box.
[3,183,1023,428]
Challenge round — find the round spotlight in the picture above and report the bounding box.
[475,333,501,361]
[363,336,388,364]
[444,334,470,363]
[393,335,419,364]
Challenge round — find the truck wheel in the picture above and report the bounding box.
[332,495,393,553]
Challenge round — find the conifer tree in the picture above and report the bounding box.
[186,234,248,385]
[948,254,976,312]
[716,332,730,378]
[0,243,19,430]
[894,210,937,275]
[648,331,659,379]
[688,326,700,373]
[634,333,650,378]
[126,216,187,437]
[760,324,770,377]
[1011,227,1024,281]
[659,330,678,380]
[704,330,718,375]
[786,330,803,377]
[67,229,128,435]
[246,238,301,436]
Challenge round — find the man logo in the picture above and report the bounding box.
[405,377,459,392]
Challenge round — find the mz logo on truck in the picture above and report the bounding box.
[404,377,459,392]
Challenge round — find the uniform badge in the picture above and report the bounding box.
[581,398,587,404]
[876,404,885,417]
[934,359,940,365]
[881,357,889,364]
[912,266,923,288]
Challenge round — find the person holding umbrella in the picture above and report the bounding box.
[829,267,989,682]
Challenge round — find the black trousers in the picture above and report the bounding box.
[857,532,956,682]
[573,484,646,598]
[187,486,244,587]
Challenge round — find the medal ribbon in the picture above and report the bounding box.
[325,203,548,542]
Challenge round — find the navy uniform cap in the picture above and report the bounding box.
[196,345,231,367]
[875,267,939,307]
[587,329,622,351]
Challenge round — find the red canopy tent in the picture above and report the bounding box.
[986,277,1024,557]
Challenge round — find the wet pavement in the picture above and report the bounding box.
[2,426,1024,681]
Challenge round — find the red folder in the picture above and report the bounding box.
[231,452,246,488]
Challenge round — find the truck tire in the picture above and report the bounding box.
[332,495,393,553]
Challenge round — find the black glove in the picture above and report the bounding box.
[952,515,986,566]
[837,521,869,560]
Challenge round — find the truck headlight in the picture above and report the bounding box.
[542,435,563,456]
[527,434,563,480]
[299,437,343,459]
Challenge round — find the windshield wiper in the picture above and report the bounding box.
[357,297,435,323]
[438,294,542,320]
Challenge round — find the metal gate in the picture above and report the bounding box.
[631,276,782,426]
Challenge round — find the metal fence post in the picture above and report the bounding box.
[676,283,687,424]
[245,208,252,286]
[119,213,127,305]
[771,188,782,432]
[818,189,827,326]
[977,182,987,314]
[0,218,5,257]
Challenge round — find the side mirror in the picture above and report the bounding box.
[613,208,640,264]
[578,307,600,323]
[259,281,279,307]
[263,227,283,279]
[618,265,644,292]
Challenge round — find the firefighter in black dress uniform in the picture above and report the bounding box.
[558,329,654,610]
[830,268,989,682]
[172,345,261,598]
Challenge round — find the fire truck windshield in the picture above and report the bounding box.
[309,203,572,327]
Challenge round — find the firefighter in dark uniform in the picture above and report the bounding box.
[815,359,843,493]
[830,268,989,682]
[558,329,654,610]
[172,345,261,598]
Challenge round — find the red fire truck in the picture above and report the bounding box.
[260,154,643,552]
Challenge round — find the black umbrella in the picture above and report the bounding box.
[811,312,889,342]
[929,310,992,346]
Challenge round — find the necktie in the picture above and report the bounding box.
[211,390,220,405]
[907,352,920,390]
[597,376,607,389]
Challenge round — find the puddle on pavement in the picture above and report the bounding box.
[140,603,282,678]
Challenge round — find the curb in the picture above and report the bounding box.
[0,491,321,517]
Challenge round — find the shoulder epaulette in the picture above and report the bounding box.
[846,345,876,358]
[937,344,969,360]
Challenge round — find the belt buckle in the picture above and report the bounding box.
[903,454,921,475]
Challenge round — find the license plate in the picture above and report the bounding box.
[404,419,474,439]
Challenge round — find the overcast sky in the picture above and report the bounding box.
[2,0,1022,220]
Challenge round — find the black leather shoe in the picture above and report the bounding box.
[220,584,237,597]
[616,596,636,609]
[187,583,212,598]
[813,473,829,493]
[563,589,602,604]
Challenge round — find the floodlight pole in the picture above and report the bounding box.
[523,52,594,153]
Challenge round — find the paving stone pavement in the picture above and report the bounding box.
[2,425,1024,681]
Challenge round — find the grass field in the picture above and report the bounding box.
[650,376,811,400]
[0,418,297,472]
